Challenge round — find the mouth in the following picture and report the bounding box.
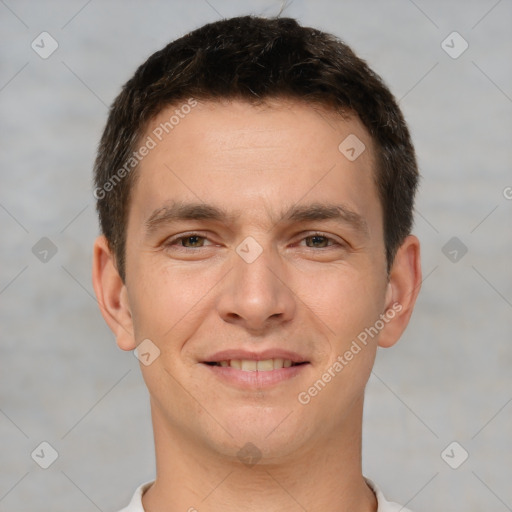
[203,359,308,371]
[200,351,311,389]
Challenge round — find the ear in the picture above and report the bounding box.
[378,234,422,348]
[92,235,136,351]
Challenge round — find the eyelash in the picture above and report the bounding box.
[164,232,344,250]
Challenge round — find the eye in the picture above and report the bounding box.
[304,234,331,248]
[165,233,213,249]
[300,233,342,249]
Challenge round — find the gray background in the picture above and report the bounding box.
[1,0,511,511]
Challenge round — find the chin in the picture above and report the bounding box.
[205,405,311,461]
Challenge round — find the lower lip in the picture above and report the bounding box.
[202,363,310,388]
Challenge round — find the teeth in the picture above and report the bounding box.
[215,358,298,371]
[241,360,257,371]
[273,358,284,369]
[257,359,274,371]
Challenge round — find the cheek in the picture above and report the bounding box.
[127,262,218,347]
[294,264,386,343]
[295,269,382,412]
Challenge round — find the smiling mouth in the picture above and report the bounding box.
[204,359,309,371]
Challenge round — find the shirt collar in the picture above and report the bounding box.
[119,478,413,512]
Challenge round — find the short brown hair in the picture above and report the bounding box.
[93,15,419,282]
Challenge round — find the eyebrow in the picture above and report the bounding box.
[144,200,369,237]
[145,201,241,235]
[281,202,369,236]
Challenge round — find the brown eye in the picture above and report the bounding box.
[180,235,205,248]
[165,233,213,250]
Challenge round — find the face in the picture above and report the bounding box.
[106,99,406,460]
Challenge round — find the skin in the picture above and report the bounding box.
[93,99,421,512]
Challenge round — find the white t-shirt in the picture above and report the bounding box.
[117,478,413,512]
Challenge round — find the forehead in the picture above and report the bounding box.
[129,99,381,233]
[143,98,374,166]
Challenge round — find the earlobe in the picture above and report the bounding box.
[378,235,422,349]
[91,235,136,351]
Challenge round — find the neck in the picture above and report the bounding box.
[142,395,377,512]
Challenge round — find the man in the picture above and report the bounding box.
[92,15,422,512]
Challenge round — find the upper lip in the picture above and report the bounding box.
[202,349,309,364]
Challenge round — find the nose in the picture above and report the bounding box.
[216,240,296,333]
